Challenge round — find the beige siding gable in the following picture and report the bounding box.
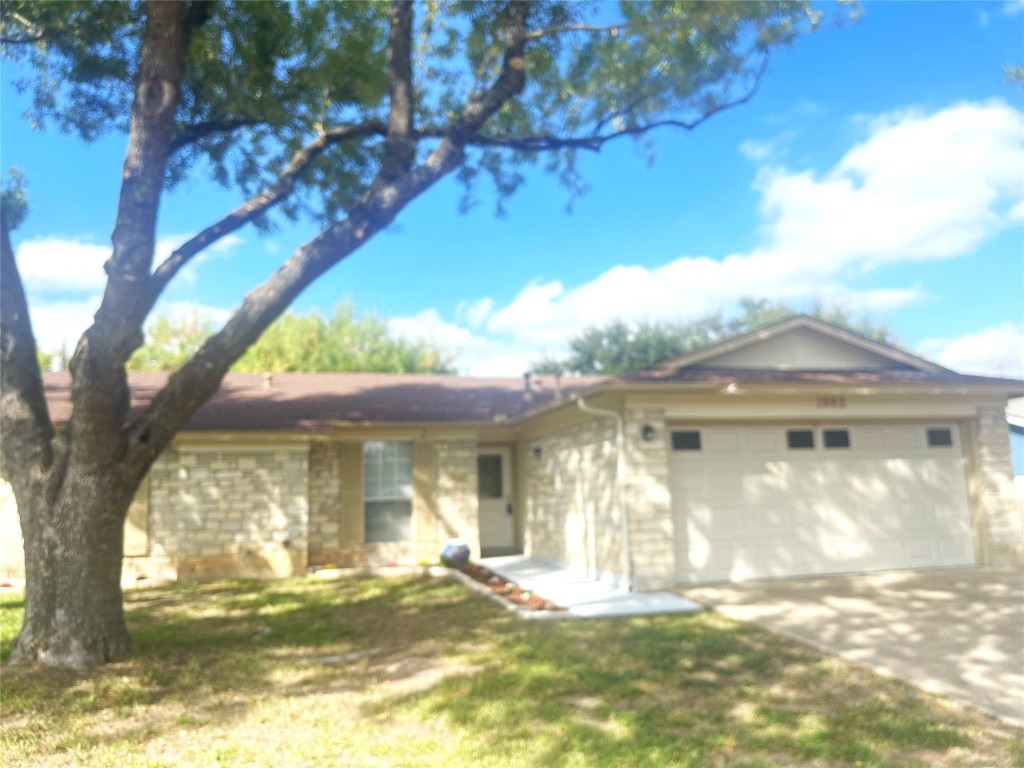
[705,327,902,370]
[656,316,947,374]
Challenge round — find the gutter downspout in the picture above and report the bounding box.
[576,397,634,592]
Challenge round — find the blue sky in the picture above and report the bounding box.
[3,1,1023,376]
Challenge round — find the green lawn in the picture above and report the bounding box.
[1,575,1020,767]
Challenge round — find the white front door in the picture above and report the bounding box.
[478,447,515,551]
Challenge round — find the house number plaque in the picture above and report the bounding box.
[815,395,846,408]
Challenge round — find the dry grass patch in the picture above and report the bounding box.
[1,576,1021,767]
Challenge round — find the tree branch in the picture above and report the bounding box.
[149,120,387,298]
[169,118,262,153]
[379,0,415,181]
[521,21,631,41]
[447,53,770,153]
[449,0,531,140]
[68,0,188,468]
[124,1,537,472]
[0,210,56,480]
[0,9,46,44]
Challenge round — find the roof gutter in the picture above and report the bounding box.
[575,396,633,592]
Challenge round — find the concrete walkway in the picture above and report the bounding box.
[481,555,702,618]
[683,566,1024,728]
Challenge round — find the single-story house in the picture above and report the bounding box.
[1,315,1021,589]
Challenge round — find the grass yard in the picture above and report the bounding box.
[1,574,1021,768]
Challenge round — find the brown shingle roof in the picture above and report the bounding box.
[41,372,605,431]
[621,367,1024,388]
[41,363,1021,433]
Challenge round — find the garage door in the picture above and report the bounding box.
[670,423,975,583]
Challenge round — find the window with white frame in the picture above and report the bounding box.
[363,441,413,543]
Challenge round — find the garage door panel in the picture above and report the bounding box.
[705,428,742,454]
[672,423,975,583]
[902,538,936,562]
[937,536,971,559]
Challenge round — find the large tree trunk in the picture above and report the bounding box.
[11,465,136,669]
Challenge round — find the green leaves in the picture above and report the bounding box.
[533,299,897,375]
[3,1,829,220]
[125,303,455,374]
[0,168,29,230]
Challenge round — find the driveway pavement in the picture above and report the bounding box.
[682,566,1024,728]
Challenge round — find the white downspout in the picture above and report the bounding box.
[576,397,634,592]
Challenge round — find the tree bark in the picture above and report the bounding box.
[12,468,135,669]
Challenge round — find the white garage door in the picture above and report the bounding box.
[670,423,975,583]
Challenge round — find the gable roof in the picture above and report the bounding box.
[615,314,1021,392]
[647,314,952,375]
[37,316,1021,432]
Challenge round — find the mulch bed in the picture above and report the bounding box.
[453,562,564,612]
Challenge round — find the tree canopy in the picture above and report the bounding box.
[125,304,454,374]
[532,299,898,375]
[0,0,832,670]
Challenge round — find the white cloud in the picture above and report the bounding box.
[14,232,246,292]
[1003,0,1024,16]
[163,232,245,284]
[482,101,1021,353]
[918,323,1024,378]
[388,308,541,375]
[739,129,797,163]
[455,297,495,327]
[15,237,109,292]
[153,300,232,330]
[15,231,242,352]
[431,100,1024,374]
[27,296,102,354]
[27,295,233,355]
[749,101,1023,272]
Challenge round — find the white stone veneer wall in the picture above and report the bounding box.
[524,418,623,584]
[169,446,309,579]
[969,406,1024,564]
[623,408,676,590]
[435,439,480,559]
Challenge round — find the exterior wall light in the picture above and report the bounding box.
[641,424,656,442]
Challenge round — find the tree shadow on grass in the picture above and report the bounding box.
[364,613,1002,768]
[1,577,1018,768]
[2,576,504,734]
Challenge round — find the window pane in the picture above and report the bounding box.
[363,441,413,500]
[787,429,815,449]
[823,429,851,449]
[363,441,414,542]
[927,428,953,447]
[364,499,412,542]
[671,431,702,451]
[478,455,502,498]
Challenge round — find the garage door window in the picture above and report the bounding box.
[823,428,851,449]
[671,430,702,451]
[786,429,815,449]
[927,427,953,447]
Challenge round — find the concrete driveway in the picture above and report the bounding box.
[682,566,1024,728]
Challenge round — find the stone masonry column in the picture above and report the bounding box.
[624,408,675,590]
[969,406,1023,564]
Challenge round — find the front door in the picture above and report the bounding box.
[478,447,515,552]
